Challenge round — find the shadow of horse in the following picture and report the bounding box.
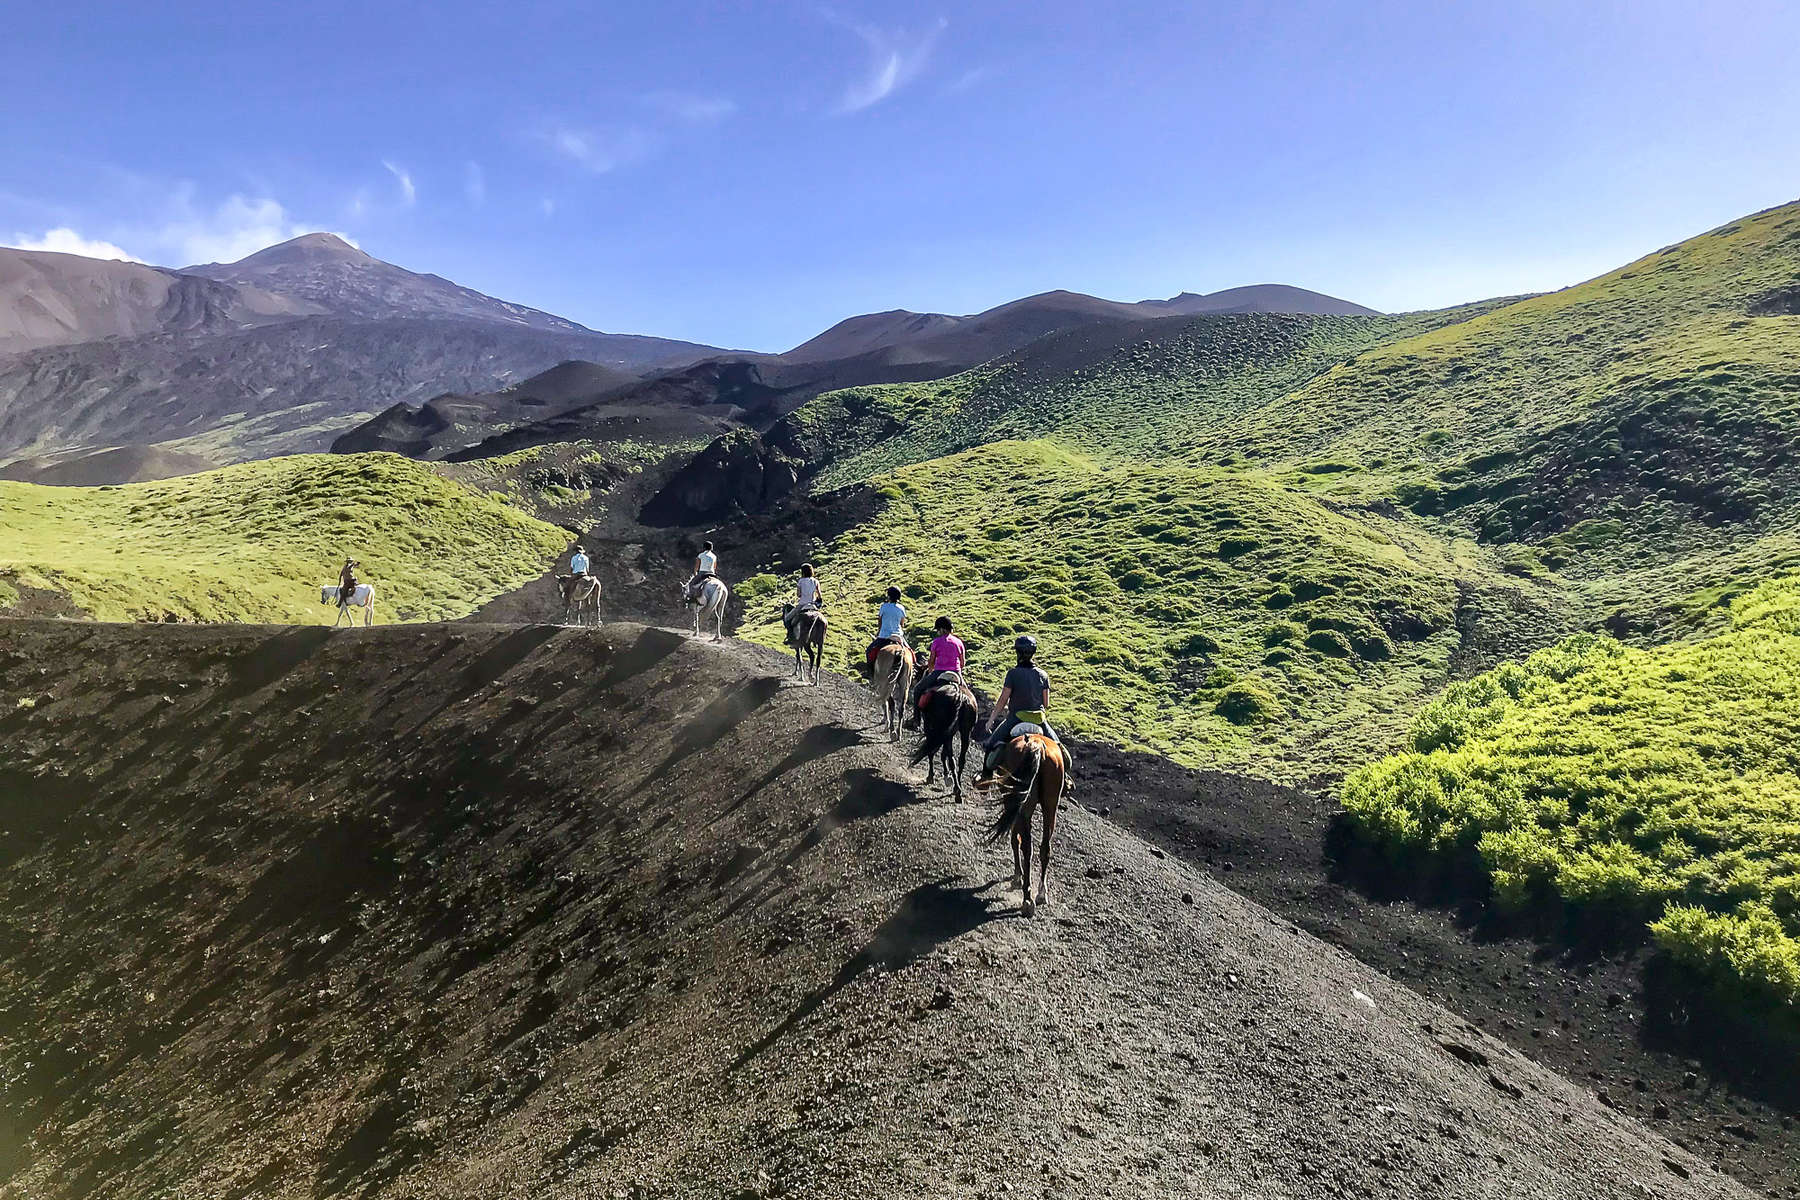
[732,876,1006,1067]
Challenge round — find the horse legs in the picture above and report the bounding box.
[364,597,374,627]
[1036,788,1056,908]
[1016,804,1036,914]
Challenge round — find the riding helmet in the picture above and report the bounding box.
[886,586,901,602]
[1014,634,1037,657]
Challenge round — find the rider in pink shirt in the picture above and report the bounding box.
[905,615,965,729]
[929,628,966,673]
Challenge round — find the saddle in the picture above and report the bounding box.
[916,672,968,711]
[866,633,906,663]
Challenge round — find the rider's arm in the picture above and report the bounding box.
[990,686,1013,727]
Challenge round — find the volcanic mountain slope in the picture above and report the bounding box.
[186,233,593,332]
[0,236,724,471]
[0,619,1746,1199]
[329,361,642,458]
[0,316,709,467]
[0,246,317,354]
[0,444,216,486]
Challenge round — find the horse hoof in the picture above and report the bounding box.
[1021,900,1036,918]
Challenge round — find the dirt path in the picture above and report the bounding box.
[0,618,1755,1198]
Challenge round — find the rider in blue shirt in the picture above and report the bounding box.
[861,586,909,678]
[569,545,591,576]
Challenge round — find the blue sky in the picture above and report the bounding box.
[5,0,1798,351]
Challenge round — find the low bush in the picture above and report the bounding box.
[1216,680,1281,725]
[1341,578,1800,1010]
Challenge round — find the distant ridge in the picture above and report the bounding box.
[783,283,1376,363]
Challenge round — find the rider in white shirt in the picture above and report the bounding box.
[569,545,591,576]
[686,540,718,601]
[784,563,824,643]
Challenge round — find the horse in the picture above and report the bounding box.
[981,734,1069,915]
[907,675,978,802]
[781,603,828,684]
[557,573,601,627]
[683,576,730,641]
[320,583,376,628]
[870,641,915,741]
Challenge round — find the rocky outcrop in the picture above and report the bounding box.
[637,428,802,525]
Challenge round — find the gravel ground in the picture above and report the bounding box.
[0,618,1754,1198]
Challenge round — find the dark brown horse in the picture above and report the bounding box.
[980,734,1068,915]
[908,674,977,801]
[782,603,828,685]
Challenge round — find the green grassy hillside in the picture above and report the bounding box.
[1341,575,1800,1008]
[0,453,568,623]
[781,305,1511,491]
[1231,202,1800,626]
[738,440,1543,777]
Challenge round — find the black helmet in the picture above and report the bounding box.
[1014,635,1037,657]
[886,586,901,602]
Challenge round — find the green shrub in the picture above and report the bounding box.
[1216,681,1280,725]
[1263,621,1305,647]
[1305,629,1353,657]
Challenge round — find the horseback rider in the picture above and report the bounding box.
[903,615,965,730]
[861,585,908,679]
[338,557,359,610]
[569,544,591,578]
[975,635,1073,790]
[783,563,825,644]
[685,540,719,602]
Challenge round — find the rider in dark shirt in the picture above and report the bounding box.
[977,635,1072,791]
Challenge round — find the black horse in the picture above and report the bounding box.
[908,675,978,801]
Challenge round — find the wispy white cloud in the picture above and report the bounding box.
[639,90,737,124]
[542,124,657,175]
[382,160,417,206]
[465,161,486,207]
[822,11,947,113]
[4,227,142,262]
[941,64,994,95]
[149,191,349,265]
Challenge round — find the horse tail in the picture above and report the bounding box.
[986,741,1042,844]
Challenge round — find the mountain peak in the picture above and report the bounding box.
[224,232,370,269]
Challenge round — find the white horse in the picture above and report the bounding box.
[320,583,377,627]
[682,576,729,641]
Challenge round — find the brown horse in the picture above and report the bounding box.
[908,675,977,801]
[556,573,601,626]
[871,641,915,741]
[981,734,1068,915]
[782,603,828,684]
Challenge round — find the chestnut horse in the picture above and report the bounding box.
[981,734,1069,915]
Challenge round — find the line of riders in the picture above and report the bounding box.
[680,543,1073,794]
